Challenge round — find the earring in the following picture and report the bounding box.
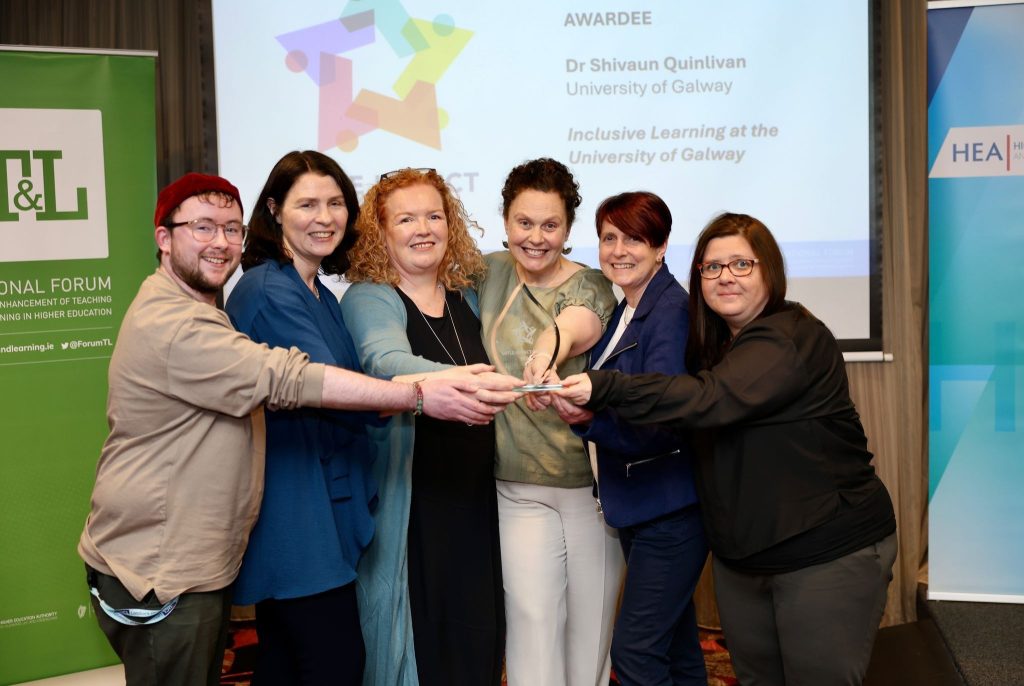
[561,243,573,256]
[502,240,509,249]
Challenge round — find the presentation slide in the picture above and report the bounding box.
[213,0,873,343]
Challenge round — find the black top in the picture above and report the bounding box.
[586,302,896,571]
[398,288,495,500]
[397,288,504,686]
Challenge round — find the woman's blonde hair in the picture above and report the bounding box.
[346,168,486,289]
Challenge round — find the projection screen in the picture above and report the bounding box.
[213,0,881,352]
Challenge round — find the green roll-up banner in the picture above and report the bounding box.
[0,47,157,684]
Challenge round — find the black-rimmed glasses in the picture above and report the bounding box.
[379,167,436,181]
[167,218,247,245]
[697,258,759,280]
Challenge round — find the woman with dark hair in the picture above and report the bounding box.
[341,168,520,686]
[476,158,623,686]
[225,150,373,685]
[556,212,898,686]
[241,151,360,277]
[551,191,707,685]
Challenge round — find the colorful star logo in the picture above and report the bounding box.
[276,1,473,152]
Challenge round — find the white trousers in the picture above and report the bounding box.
[496,480,625,686]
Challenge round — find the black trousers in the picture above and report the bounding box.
[87,565,231,686]
[713,532,898,686]
[253,582,364,686]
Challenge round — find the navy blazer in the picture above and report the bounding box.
[574,263,699,528]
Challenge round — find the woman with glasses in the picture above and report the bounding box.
[476,158,622,686]
[340,168,520,686]
[224,150,373,685]
[550,191,707,685]
[554,212,898,686]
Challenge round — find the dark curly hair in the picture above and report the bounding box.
[242,150,359,275]
[500,158,582,227]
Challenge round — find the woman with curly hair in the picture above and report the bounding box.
[476,158,622,686]
[341,168,519,686]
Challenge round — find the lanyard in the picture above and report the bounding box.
[90,586,178,626]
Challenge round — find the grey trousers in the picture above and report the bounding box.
[712,532,898,686]
[87,565,232,686]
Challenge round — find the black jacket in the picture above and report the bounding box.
[586,303,892,560]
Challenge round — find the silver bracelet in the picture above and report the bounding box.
[525,350,553,366]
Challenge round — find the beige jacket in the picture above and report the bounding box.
[78,269,325,602]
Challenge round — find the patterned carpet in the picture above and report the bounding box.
[220,621,738,685]
[699,628,740,686]
[220,620,257,686]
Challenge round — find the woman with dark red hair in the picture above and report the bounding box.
[556,212,897,686]
[552,191,707,685]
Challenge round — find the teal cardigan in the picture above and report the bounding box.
[339,282,478,686]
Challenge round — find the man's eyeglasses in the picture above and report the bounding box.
[697,258,759,280]
[379,167,435,181]
[167,218,247,245]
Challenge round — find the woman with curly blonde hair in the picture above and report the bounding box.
[341,168,518,686]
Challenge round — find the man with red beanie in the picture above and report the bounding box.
[78,173,516,685]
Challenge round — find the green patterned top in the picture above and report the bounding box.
[478,251,616,487]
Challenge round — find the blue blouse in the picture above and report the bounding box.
[225,261,378,605]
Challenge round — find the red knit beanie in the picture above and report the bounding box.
[153,173,243,228]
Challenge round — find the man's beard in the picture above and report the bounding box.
[170,248,232,295]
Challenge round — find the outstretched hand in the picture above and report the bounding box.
[474,371,525,406]
[419,377,500,425]
[550,393,594,425]
[553,373,593,406]
[523,351,554,386]
[439,363,494,380]
[523,368,561,412]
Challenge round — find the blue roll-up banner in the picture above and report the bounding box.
[927,1,1024,602]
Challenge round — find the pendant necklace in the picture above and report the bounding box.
[411,289,468,366]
